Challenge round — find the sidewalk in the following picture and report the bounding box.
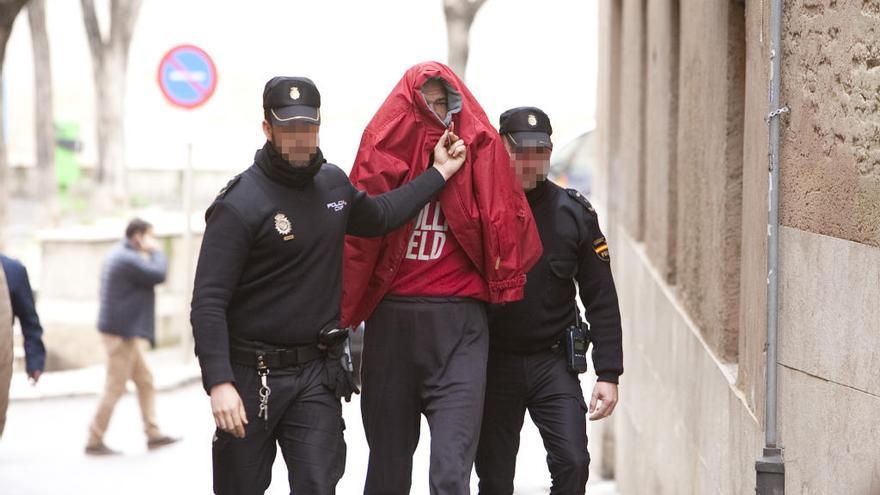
[4,352,620,494]
[8,346,201,402]
[3,381,620,495]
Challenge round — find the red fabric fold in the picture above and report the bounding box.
[341,61,542,327]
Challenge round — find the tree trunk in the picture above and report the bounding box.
[0,0,31,248]
[80,0,141,207]
[28,0,57,224]
[96,46,127,201]
[445,15,471,78]
[442,0,487,80]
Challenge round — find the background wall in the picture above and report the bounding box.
[596,0,880,493]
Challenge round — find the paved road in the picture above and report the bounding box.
[0,382,618,494]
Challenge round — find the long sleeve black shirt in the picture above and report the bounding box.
[488,180,624,383]
[191,160,446,392]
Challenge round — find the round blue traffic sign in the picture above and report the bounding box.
[157,45,217,109]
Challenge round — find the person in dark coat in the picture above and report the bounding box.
[192,76,467,495]
[1,254,47,383]
[475,107,623,495]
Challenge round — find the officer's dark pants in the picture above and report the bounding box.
[475,348,590,495]
[361,296,489,495]
[213,359,345,495]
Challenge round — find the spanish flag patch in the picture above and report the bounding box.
[592,237,610,262]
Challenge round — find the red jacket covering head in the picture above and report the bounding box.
[341,61,542,327]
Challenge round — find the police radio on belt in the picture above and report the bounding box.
[565,314,591,374]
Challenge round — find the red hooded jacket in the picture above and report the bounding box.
[341,61,542,327]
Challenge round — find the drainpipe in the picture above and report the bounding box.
[756,0,787,493]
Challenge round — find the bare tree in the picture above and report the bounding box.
[28,0,55,223]
[0,0,31,248]
[80,0,141,204]
[442,0,487,79]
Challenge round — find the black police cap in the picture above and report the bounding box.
[499,106,552,149]
[263,76,321,126]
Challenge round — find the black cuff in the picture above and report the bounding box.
[199,355,236,395]
[596,372,620,384]
[423,166,448,188]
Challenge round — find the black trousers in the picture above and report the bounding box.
[475,348,590,495]
[212,359,346,495]
[361,296,489,495]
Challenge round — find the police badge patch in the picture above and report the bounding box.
[274,213,294,240]
[592,237,610,262]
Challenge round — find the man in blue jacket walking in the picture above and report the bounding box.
[85,218,178,455]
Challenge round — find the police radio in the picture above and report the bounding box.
[565,311,591,374]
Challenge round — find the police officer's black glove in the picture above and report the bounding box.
[322,340,360,402]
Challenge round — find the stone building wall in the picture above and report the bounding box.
[596,0,880,493]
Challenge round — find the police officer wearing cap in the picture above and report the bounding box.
[474,107,624,495]
[191,76,467,495]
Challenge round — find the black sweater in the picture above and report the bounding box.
[191,159,446,392]
[488,180,624,383]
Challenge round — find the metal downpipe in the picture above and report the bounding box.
[757,0,787,492]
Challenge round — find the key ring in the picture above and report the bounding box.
[257,364,271,429]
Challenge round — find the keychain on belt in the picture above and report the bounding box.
[256,353,272,430]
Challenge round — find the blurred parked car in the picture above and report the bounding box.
[548,127,596,199]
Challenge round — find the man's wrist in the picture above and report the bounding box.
[209,381,234,395]
[209,382,232,394]
[432,162,451,181]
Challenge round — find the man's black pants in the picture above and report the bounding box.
[212,359,345,495]
[361,296,489,495]
[475,348,590,495]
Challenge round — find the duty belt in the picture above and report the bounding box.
[228,344,323,369]
[229,343,325,430]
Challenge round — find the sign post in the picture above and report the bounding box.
[158,44,217,362]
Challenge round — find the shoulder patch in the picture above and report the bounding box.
[565,188,596,215]
[216,174,242,200]
[592,236,610,262]
[566,189,610,262]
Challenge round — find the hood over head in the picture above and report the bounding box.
[361,61,494,144]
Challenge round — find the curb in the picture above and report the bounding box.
[9,372,202,402]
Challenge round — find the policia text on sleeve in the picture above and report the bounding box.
[189,76,466,495]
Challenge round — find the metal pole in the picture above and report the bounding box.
[180,141,195,362]
[757,0,787,492]
[766,0,782,451]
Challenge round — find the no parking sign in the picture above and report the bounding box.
[157,44,217,109]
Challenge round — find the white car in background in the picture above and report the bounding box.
[548,127,596,199]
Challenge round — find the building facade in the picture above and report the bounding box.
[594,0,880,493]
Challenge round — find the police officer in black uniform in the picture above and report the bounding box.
[191,76,467,495]
[474,107,624,495]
